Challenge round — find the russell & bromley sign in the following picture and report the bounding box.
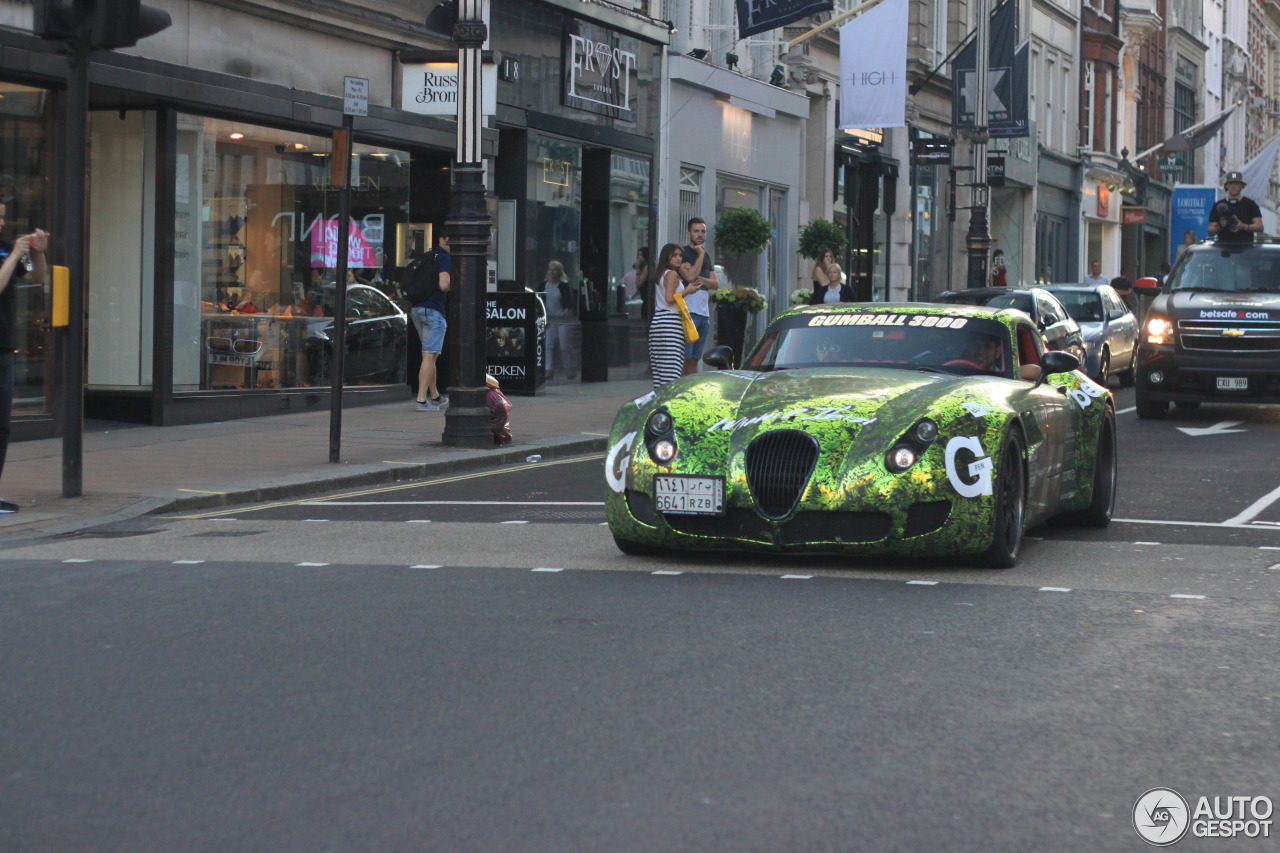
[400,62,497,117]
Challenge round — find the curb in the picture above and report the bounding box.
[0,436,609,542]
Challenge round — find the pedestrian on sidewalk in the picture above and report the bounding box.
[407,233,450,411]
[0,206,49,514]
[680,218,718,376]
[650,243,689,389]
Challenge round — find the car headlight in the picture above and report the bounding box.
[912,418,938,444]
[1145,316,1175,345]
[886,445,918,472]
[647,411,672,435]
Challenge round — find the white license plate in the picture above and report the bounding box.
[1217,377,1248,391]
[654,475,725,516]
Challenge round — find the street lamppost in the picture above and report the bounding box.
[441,0,493,448]
[1118,147,1147,280]
[964,0,991,288]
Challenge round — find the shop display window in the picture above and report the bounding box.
[0,83,54,418]
[174,116,411,391]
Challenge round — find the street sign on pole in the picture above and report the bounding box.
[343,76,369,117]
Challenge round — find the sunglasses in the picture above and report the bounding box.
[207,336,263,356]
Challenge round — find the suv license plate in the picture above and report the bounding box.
[1217,377,1248,391]
[654,475,725,516]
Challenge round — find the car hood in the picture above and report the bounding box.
[1165,291,1280,320]
[647,367,1013,463]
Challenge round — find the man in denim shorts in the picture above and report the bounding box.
[680,218,719,375]
[411,235,451,410]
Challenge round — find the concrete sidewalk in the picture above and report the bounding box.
[0,379,652,540]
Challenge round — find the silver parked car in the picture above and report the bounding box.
[1042,284,1139,386]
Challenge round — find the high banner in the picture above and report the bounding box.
[952,0,1028,137]
[736,0,833,39]
[838,0,908,129]
[1170,185,1218,266]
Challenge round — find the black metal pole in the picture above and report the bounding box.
[965,0,991,288]
[442,0,493,448]
[62,36,89,498]
[329,116,353,463]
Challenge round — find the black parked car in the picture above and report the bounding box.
[933,287,1087,362]
[308,283,409,385]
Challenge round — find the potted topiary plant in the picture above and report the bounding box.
[797,217,847,304]
[711,207,773,366]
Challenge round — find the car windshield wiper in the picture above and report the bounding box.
[915,365,945,374]
[1173,286,1232,293]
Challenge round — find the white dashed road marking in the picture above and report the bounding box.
[501,520,530,525]
[906,580,938,586]
[532,567,564,573]
[652,570,684,576]
[781,574,812,580]
[173,560,205,565]
[410,565,443,570]
[62,559,92,563]
[1039,587,1072,592]
[1171,594,1206,600]
[297,562,329,567]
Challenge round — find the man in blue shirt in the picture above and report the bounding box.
[411,234,451,410]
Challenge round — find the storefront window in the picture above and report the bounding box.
[0,83,53,418]
[174,115,410,391]
[608,153,649,323]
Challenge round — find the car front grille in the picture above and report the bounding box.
[1178,319,1280,352]
[744,429,820,519]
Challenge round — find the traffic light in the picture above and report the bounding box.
[34,0,171,49]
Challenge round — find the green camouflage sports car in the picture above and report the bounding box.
[605,303,1117,567]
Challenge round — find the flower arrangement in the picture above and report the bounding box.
[790,289,814,306]
[711,286,766,312]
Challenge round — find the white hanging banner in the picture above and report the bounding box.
[838,0,908,130]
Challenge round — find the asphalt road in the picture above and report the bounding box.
[4,386,1280,850]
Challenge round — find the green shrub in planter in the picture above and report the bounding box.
[714,207,773,256]
[798,218,847,261]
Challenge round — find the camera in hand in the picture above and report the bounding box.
[1213,198,1242,228]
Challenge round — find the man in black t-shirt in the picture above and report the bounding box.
[0,202,49,514]
[1208,171,1264,244]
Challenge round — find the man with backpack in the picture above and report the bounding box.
[404,234,451,410]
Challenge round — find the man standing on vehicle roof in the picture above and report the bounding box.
[1208,171,1264,244]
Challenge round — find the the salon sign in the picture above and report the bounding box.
[564,22,637,118]
[400,62,497,117]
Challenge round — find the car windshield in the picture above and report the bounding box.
[982,293,1034,314]
[1171,249,1280,292]
[744,312,1013,377]
[1050,291,1105,322]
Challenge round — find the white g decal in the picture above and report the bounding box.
[1070,377,1105,409]
[945,436,994,498]
[605,431,638,494]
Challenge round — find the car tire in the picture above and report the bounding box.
[1095,350,1110,386]
[1174,401,1201,410]
[1135,387,1168,419]
[613,534,661,557]
[1117,349,1136,388]
[978,430,1026,569]
[1080,407,1117,527]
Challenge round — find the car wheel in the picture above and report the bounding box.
[1117,349,1137,388]
[1174,401,1201,410]
[1135,387,1168,419]
[1095,350,1110,386]
[613,534,661,556]
[979,430,1026,569]
[1080,407,1117,527]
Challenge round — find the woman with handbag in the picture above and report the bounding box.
[649,243,695,388]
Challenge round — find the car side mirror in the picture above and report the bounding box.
[702,345,735,370]
[1134,276,1161,295]
[1107,308,1125,321]
[1041,350,1080,375]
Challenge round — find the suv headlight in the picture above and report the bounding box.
[1145,316,1175,345]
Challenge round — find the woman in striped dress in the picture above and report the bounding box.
[649,243,693,388]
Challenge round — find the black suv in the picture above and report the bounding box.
[1134,241,1280,417]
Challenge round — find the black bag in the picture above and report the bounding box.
[402,250,439,305]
